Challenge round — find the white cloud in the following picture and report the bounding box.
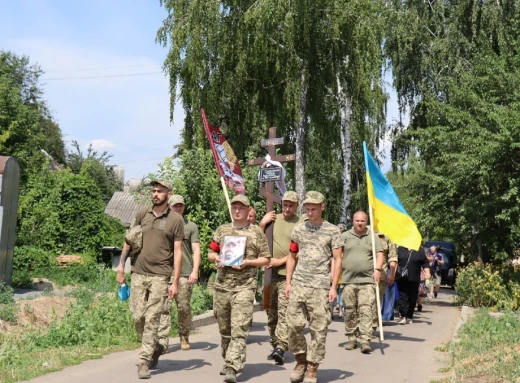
[87,139,116,151]
[2,37,184,180]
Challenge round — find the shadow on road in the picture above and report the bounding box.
[165,341,218,353]
[249,323,267,332]
[381,331,425,342]
[319,368,354,382]
[239,363,285,381]
[152,359,212,375]
[247,334,271,344]
[425,300,457,308]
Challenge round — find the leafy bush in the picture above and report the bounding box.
[0,282,14,305]
[455,263,520,310]
[17,169,125,254]
[11,247,117,289]
[0,282,18,322]
[13,246,56,274]
[11,270,33,289]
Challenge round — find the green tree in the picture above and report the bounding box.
[386,0,520,262]
[157,0,388,216]
[0,51,66,181]
[66,140,122,201]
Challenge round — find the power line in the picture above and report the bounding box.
[42,71,165,81]
[46,64,161,72]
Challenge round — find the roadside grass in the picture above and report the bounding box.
[449,308,520,382]
[0,267,213,383]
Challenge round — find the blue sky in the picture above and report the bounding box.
[1,0,183,181]
[1,1,400,180]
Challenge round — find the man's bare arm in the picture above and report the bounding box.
[172,240,183,285]
[330,247,343,290]
[116,242,131,284]
[189,242,201,284]
[376,251,384,269]
[285,252,297,287]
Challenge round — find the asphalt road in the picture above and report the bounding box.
[22,287,459,383]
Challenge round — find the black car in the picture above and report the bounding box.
[424,241,457,288]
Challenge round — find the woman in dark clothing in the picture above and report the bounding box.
[396,246,431,324]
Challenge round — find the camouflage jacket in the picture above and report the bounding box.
[291,221,343,289]
[212,223,270,291]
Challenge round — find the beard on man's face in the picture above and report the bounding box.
[152,195,168,206]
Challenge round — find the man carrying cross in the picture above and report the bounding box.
[259,191,302,365]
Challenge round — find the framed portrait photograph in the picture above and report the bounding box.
[219,235,247,266]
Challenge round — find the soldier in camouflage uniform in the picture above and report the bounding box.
[341,211,384,354]
[285,191,343,383]
[116,180,184,379]
[157,195,201,352]
[208,194,271,383]
[259,191,302,365]
[372,231,397,329]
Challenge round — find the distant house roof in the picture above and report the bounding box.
[105,191,148,227]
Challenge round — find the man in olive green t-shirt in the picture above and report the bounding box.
[157,194,201,352]
[259,191,301,365]
[341,211,384,354]
[116,180,184,379]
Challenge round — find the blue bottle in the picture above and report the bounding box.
[118,283,131,301]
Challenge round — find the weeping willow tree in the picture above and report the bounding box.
[386,0,520,262]
[157,0,387,218]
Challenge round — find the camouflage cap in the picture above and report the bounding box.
[231,194,250,206]
[150,179,172,191]
[303,191,325,205]
[168,194,185,205]
[282,191,298,203]
[125,225,143,255]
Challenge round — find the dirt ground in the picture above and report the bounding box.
[0,295,75,333]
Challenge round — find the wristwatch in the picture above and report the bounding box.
[375,268,382,272]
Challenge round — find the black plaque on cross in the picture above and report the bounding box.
[248,127,294,310]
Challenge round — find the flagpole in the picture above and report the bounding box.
[220,176,233,221]
[363,141,384,341]
[202,108,233,221]
[368,205,384,341]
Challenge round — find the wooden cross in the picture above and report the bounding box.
[248,127,295,310]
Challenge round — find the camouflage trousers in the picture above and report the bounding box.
[342,283,375,343]
[157,276,193,349]
[267,273,289,351]
[287,286,331,364]
[130,273,169,364]
[214,287,255,372]
[372,274,387,328]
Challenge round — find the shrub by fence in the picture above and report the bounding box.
[455,262,520,311]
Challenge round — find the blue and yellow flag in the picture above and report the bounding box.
[363,141,422,250]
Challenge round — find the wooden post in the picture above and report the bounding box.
[248,128,294,310]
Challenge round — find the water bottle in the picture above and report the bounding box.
[118,283,131,301]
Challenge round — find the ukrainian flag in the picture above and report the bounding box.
[363,141,422,250]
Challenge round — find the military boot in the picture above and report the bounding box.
[223,367,237,383]
[149,344,165,369]
[344,338,357,350]
[360,342,372,354]
[137,362,151,379]
[303,362,319,383]
[180,336,191,351]
[290,353,308,383]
